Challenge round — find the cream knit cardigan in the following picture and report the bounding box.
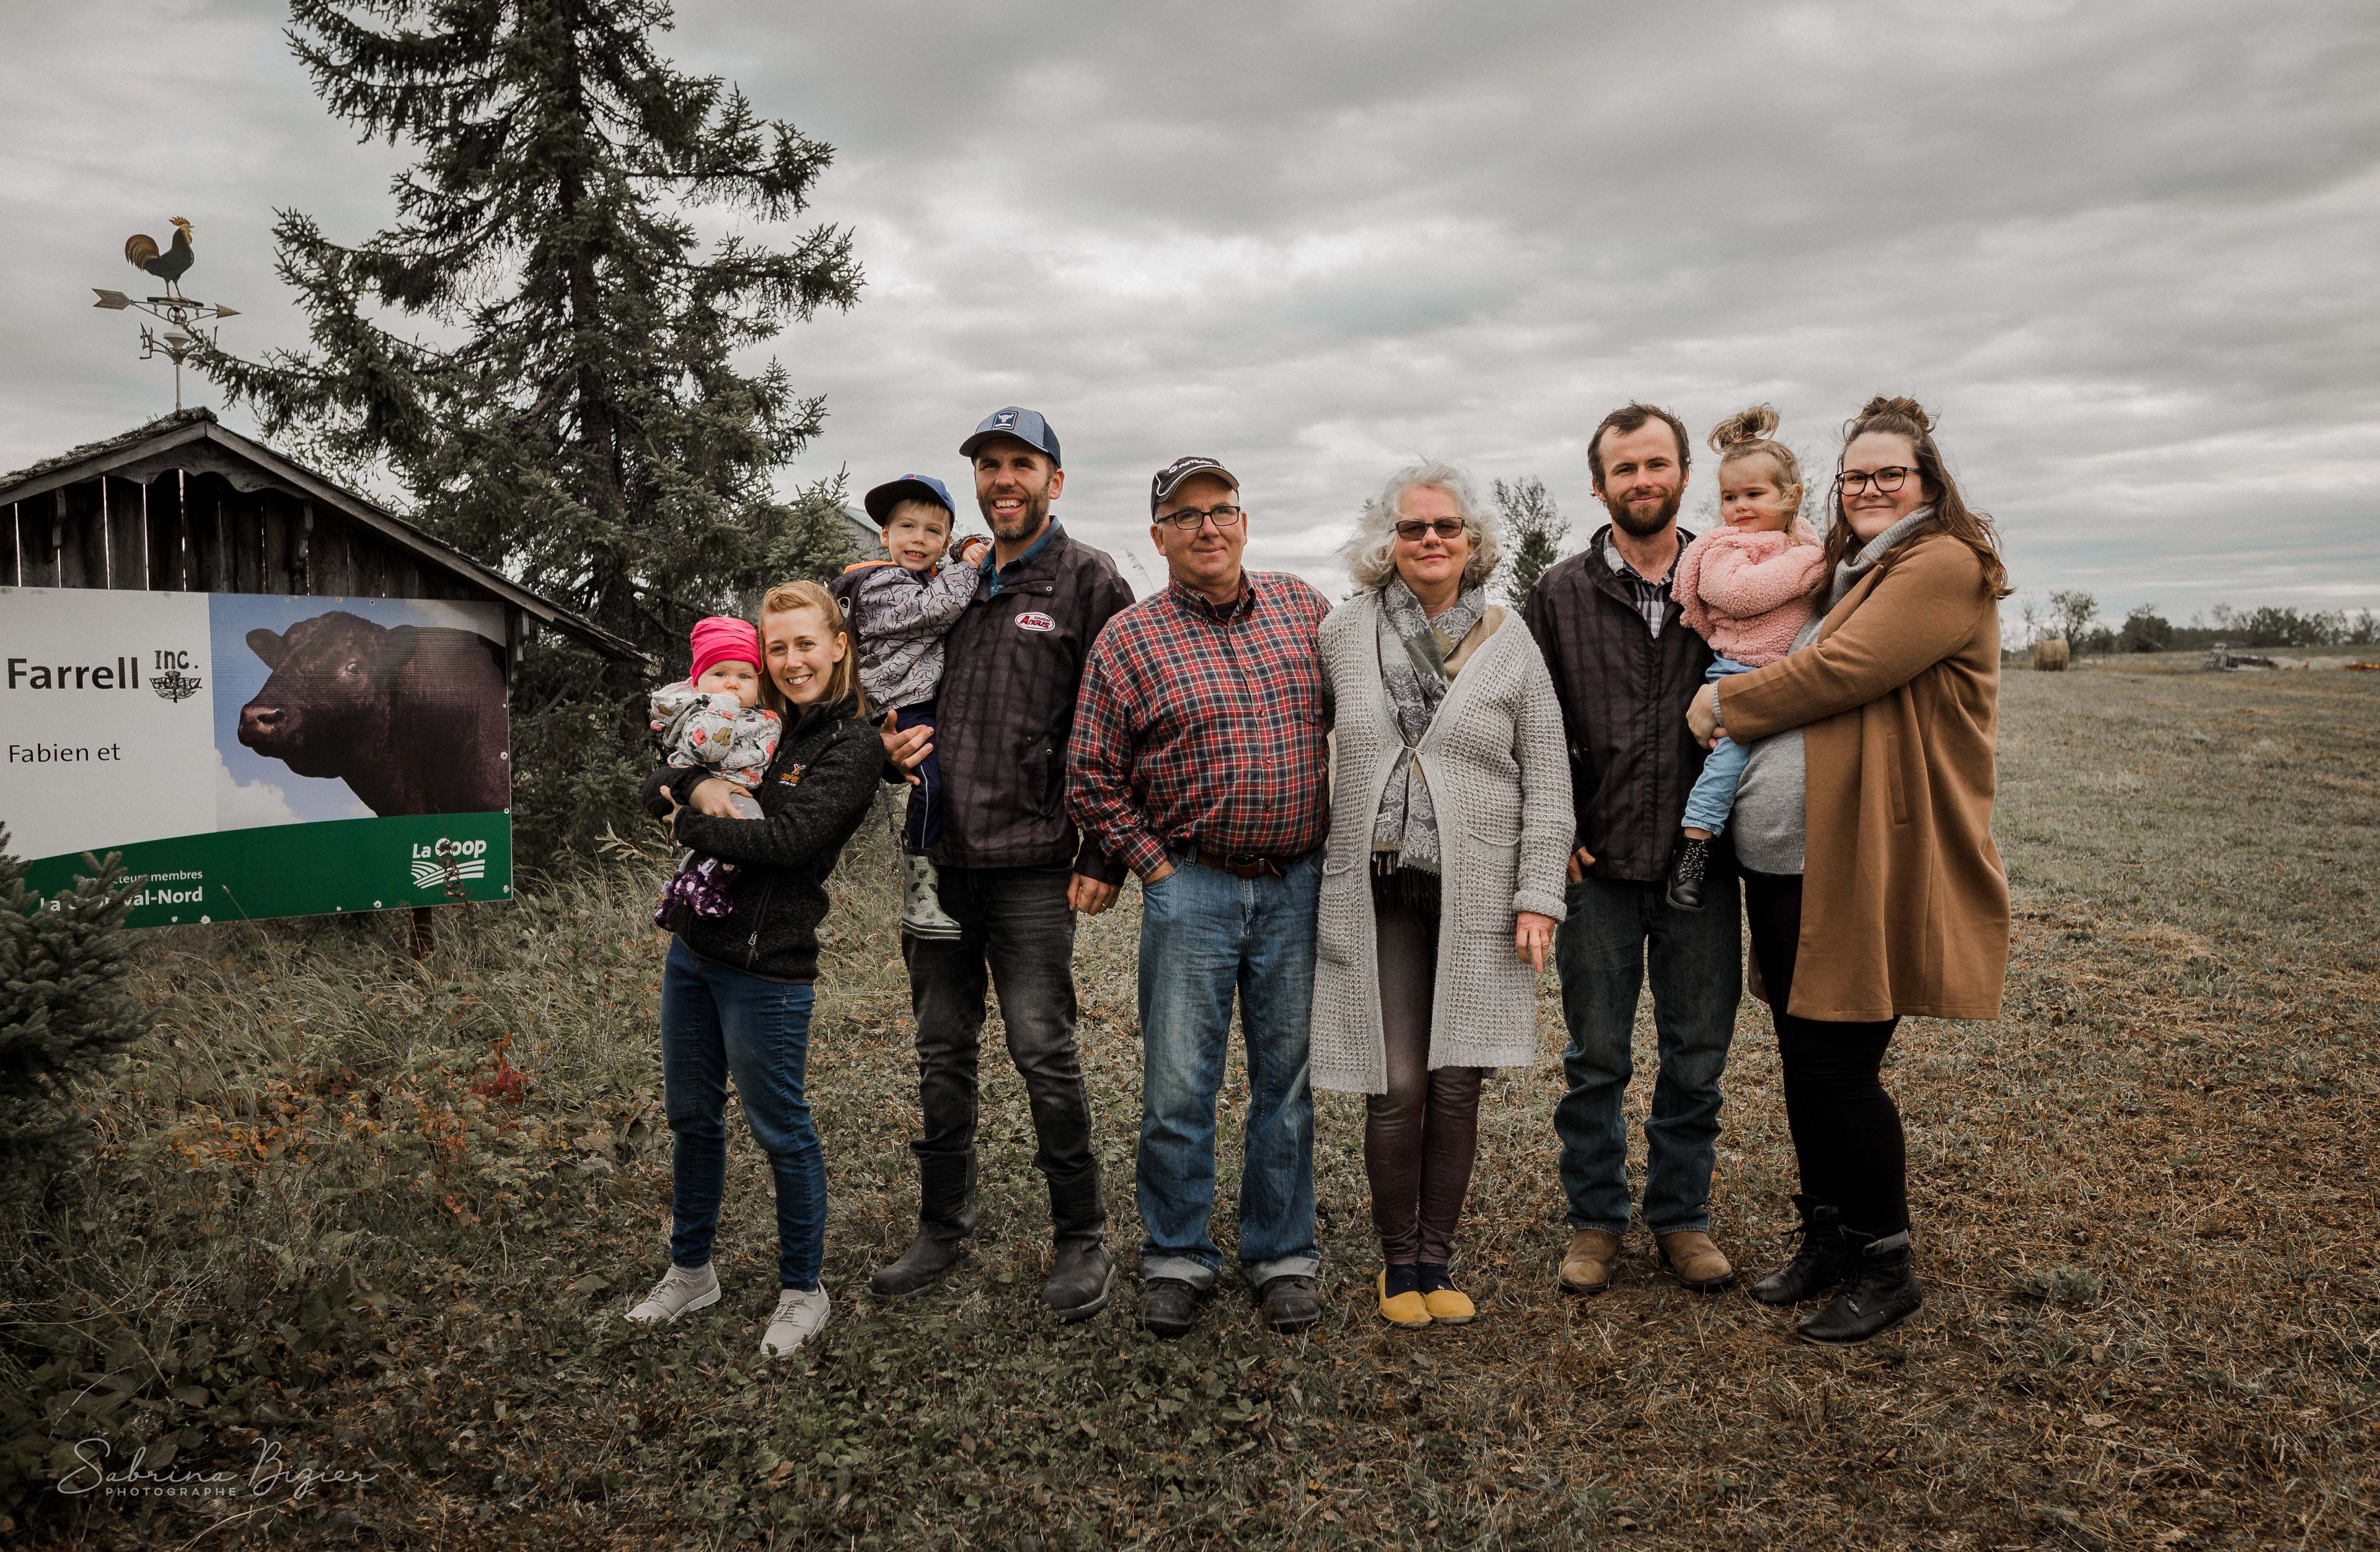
[1310,591,1574,1093]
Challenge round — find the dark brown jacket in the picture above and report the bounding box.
[1522,524,1722,884]
[934,521,1137,880]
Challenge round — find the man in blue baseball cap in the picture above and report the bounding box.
[870,407,1137,1324]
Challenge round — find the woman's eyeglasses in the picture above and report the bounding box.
[1836,466,1917,496]
[1393,518,1466,541]
[1157,504,1245,531]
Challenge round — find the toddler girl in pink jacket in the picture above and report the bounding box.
[1665,407,1825,910]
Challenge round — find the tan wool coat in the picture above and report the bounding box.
[1717,533,2009,1022]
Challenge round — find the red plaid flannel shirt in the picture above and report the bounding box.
[1067,571,1332,880]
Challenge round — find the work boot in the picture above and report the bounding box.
[1751,1195,1850,1307]
[1042,1240,1116,1323]
[1558,1228,1623,1295]
[1257,1274,1323,1334]
[1664,835,1711,912]
[1798,1228,1923,1344]
[899,853,963,941]
[1139,1277,1204,1339]
[1656,1229,1736,1292]
[868,1153,975,1300]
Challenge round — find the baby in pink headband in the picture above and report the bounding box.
[650,616,783,917]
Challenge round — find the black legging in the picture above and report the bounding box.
[1740,870,1909,1237]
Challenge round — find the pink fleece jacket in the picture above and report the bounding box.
[1674,520,1825,667]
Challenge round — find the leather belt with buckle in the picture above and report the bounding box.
[1196,849,1287,880]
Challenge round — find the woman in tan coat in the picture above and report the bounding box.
[1686,395,2011,1345]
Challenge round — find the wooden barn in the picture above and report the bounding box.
[0,406,640,672]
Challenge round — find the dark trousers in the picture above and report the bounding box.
[1741,869,1908,1237]
[902,863,1104,1244]
[1365,893,1484,1266]
[658,938,825,1289]
[894,702,943,853]
[1553,874,1742,1235]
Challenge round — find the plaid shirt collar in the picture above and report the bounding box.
[981,518,1062,597]
[1602,529,1681,638]
[1166,571,1255,624]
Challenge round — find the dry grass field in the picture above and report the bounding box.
[4,659,2376,1548]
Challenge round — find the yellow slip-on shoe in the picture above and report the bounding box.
[1376,1271,1432,1328]
[1422,1286,1476,1325]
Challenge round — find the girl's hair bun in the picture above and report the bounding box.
[1856,395,1933,433]
[1706,403,1781,452]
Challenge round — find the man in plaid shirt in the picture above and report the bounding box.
[1067,455,1331,1338]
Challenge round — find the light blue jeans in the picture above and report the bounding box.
[1680,655,1758,836]
[1134,850,1322,1290]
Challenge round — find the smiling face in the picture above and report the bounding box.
[1839,430,1931,541]
[881,500,954,573]
[1391,484,1474,599]
[762,604,848,707]
[1151,471,1247,596]
[972,439,1065,544]
[695,658,762,708]
[1592,420,1688,537]
[1717,453,1801,534]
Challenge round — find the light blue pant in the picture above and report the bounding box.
[1134,850,1322,1290]
[1680,655,1758,836]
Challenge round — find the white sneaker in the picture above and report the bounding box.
[626,1263,720,1325]
[760,1285,832,1357]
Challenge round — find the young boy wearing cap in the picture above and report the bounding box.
[829,474,989,940]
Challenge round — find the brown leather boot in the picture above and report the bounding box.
[1559,1229,1622,1295]
[1657,1230,1736,1292]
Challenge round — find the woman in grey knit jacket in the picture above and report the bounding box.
[1309,461,1574,1328]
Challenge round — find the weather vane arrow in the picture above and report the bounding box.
[92,217,239,412]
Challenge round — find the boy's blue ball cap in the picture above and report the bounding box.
[958,406,1062,468]
[863,473,957,524]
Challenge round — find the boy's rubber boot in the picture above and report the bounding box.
[869,1153,974,1299]
[1752,1195,1851,1307]
[1797,1228,1923,1344]
[900,853,964,941]
[1664,836,1711,912]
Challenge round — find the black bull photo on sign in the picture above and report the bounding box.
[236,609,510,818]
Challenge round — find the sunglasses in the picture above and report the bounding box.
[1393,518,1466,541]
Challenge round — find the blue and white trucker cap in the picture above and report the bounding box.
[958,406,1062,468]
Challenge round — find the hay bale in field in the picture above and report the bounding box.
[2034,638,2071,672]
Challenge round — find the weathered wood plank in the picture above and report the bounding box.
[232,488,266,593]
[106,477,148,589]
[19,493,58,586]
[314,514,354,595]
[146,474,184,590]
[2,503,19,586]
[262,491,294,594]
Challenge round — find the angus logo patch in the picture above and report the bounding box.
[1014,611,1056,633]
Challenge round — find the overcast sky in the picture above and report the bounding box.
[5,0,2376,625]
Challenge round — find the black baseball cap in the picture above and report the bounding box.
[863,473,957,524]
[959,406,1062,467]
[1149,456,1240,514]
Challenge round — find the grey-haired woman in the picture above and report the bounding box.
[1308,462,1573,1328]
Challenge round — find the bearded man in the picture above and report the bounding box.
[1521,402,1742,1300]
[870,406,1137,1322]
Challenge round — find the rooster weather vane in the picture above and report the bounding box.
[92,217,240,412]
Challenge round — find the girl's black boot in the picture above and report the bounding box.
[1797,1227,1922,1344]
[1750,1194,1848,1307]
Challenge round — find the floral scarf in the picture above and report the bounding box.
[1371,576,1488,875]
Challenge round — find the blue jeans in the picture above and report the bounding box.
[1553,875,1742,1236]
[659,937,826,1289]
[1135,850,1322,1289]
[1680,656,1757,836]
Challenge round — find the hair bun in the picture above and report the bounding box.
[1856,395,1933,433]
[1706,403,1781,452]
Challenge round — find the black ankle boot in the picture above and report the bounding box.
[869,1153,976,1299]
[1665,836,1711,911]
[1750,1195,1849,1307]
[1797,1228,1923,1344]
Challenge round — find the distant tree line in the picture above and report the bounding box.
[2013,594,2379,656]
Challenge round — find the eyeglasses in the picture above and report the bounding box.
[1157,504,1245,531]
[1393,518,1466,541]
[1836,466,1918,496]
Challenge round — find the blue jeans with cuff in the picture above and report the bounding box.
[1553,873,1741,1238]
[1135,849,1321,1290]
[659,937,826,1290]
[1680,655,1757,836]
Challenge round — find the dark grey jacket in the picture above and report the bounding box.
[1522,525,1727,884]
[933,522,1137,881]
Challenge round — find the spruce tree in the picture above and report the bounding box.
[0,832,151,1197]
[203,0,864,864]
[1494,475,1569,607]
